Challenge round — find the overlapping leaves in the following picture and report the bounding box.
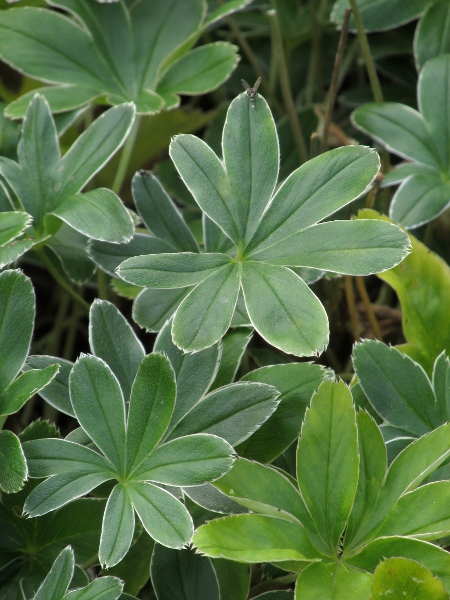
[0,95,135,275]
[353,54,450,229]
[118,92,409,356]
[354,339,450,461]
[22,300,282,568]
[30,546,124,600]
[0,0,243,117]
[0,270,58,494]
[193,380,450,597]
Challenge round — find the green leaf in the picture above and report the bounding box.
[352,103,442,170]
[47,226,96,285]
[157,42,238,95]
[0,364,59,417]
[89,233,174,277]
[0,270,34,392]
[54,102,135,198]
[349,422,450,548]
[184,482,248,515]
[375,481,450,541]
[0,8,115,90]
[390,173,450,230]
[126,353,176,472]
[154,318,220,427]
[0,211,31,245]
[5,85,100,119]
[25,356,73,417]
[415,3,450,71]
[382,163,435,187]
[151,545,220,600]
[331,0,425,31]
[238,363,328,463]
[0,1,241,116]
[210,327,252,390]
[348,537,450,588]
[250,219,410,275]
[0,497,105,598]
[0,430,27,493]
[133,287,190,332]
[297,380,359,551]
[193,514,320,564]
[24,471,112,517]
[359,210,450,371]
[172,263,242,352]
[69,356,126,473]
[346,411,387,544]
[118,253,232,288]
[127,481,193,549]
[167,382,279,446]
[102,532,154,596]
[99,484,135,568]
[212,558,250,600]
[0,237,35,269]
[418,54,450,172]
[205,0,252,27]
[241,262,329,357]
[16,94,60,221]
[246,146,380,254]
[169,134,238,243]
[86,233,171,277]
[370,557,448,600]
[213,458,309,526]
[23,438,114,477]
[65,576,123,600]
[222,93,279,243]
[253,594,293,600]
[33,546,74,600]
[433,351,450,420]
[295,562,372,600]
[50,188,134,243]
[353,340,438,435]
[89,300,145,402]
[132,434,234,486]
[132,171,198,252]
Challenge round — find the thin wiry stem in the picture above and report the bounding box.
[321,8,352,152]
[355,276,382,339]
[267,6,308,164]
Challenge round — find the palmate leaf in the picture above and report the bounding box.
[23,348,235,567]
[353,54,450,229]
[0,95,135,274]
[32,546,123,600]
[194,381,450,589]
[0,0,242,117]
[119,92,409,356]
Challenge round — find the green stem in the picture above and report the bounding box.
[321,8,351,152]
[45,291,70,357]
[97,268,109,300]
[36,248,90,312]
[267,6,308,164]
[345,275,360,342]
[112,115,141,195]
[355,276,382,340]
[347,0,383,103]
